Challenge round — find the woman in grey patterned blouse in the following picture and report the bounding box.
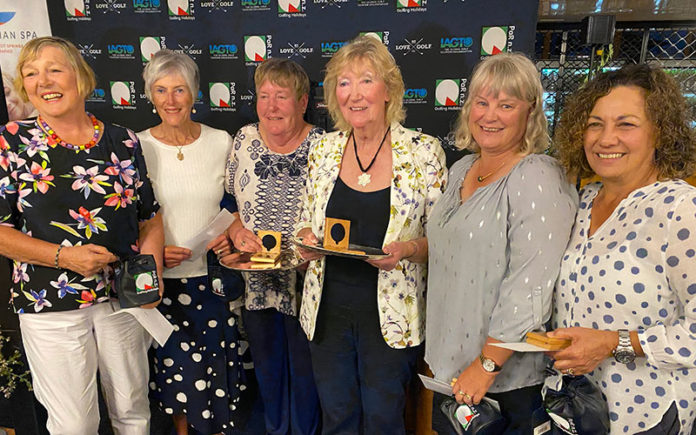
[425,53,578,432]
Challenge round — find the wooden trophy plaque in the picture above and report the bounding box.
[250,230,281,268]
[323,218,350,251]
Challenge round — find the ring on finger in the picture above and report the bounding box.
[216,249,223,255]
[563,368,575,376]
[241,240,246,247]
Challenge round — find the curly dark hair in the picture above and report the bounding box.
[554,63,696,180]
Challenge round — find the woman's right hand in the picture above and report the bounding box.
[60,244,119,277]
[296,228,322,261]
[229,227,262,253]
[164,245,192,268]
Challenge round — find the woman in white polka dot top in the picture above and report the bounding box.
[551,64,696,434]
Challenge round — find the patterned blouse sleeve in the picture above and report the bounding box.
[225,128,243,195]
[129,129,160,221]
[295,134,325,236]
[639,191,696,369]
[0,126,18,227]
[488,157,578,341]
[418,135,447,232]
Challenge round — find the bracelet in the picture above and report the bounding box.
[54,245,64,268]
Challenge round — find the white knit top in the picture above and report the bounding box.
[138,124,233,278]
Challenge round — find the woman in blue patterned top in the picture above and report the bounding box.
[224,58,322,435]
[0,36,163,434]
[551,64,696,434]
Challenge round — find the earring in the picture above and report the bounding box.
[152,108,157,114]
[192,107,197,114]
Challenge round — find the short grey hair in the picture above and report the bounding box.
[142,49,199,102]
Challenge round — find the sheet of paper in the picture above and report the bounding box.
[180,209,236,260]
[418,374,453,396]
[490,341,549,352]
[109,307,173,346]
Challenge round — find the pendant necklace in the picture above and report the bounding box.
[476,157,511,182]
[176,145,184,161]
[353,126,390,187]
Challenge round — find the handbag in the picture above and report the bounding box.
[440,397,507,435]
[206,250,244,301]
[113,254,161,308]
[534,368,610,435]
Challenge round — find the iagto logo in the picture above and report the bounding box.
[110,81,136,110]
[133,0,161,13]
[434,79,466,111]
[244,35,271,65]
[209,43,239,60]
[440,36,473,54]
[87,88,106,103]
[240,0,271,11]
[65,0,92,20]
[403,88,427,105]
[320,40,347,58]
[209,82,236,112]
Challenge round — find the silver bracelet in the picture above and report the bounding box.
[54,245,64,268]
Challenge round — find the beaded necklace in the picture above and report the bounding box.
[38,112,101,151]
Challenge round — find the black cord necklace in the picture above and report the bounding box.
[353,126,390,187]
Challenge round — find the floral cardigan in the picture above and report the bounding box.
[296,122,447,349]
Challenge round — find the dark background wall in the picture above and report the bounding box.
[46,0,539,149]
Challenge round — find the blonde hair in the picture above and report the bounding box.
[323,35,405,132]
[14,36,96,101]
[454,52,549,154]
[254,57,310,100]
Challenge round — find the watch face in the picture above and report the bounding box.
[614,349,635,364]
[482,358,495,372]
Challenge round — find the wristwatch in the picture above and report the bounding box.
[613,329,636,364]
[479,354,502,373]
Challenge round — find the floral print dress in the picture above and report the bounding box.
[0,119,159,314]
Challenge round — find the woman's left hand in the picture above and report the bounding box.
[547,327,618,376]
[452,359,496,406]
[206,233,233,258]
[366,241,413,271]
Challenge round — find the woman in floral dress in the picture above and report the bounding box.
[0,36,163,434]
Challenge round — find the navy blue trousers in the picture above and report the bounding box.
[243,308,321,435]
[309,277,419,435]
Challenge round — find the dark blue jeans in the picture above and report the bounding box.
[243,308,320,435]
[309,278,420,435]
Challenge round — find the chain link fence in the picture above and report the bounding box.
[534,23,696,136]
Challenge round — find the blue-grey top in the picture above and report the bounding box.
[425,153,578,393]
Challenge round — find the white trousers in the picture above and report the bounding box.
[19,300,151,435]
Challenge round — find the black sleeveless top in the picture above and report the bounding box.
[324,177,390,285]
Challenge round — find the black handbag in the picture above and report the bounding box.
[440,397,507,435]
[534,368,610,435]
[113,254,161,308]
[206,250,244,301]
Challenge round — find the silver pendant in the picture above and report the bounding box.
[357,172,371,187]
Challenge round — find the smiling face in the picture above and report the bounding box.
[335,59,389,131]
[20,45,83,121]
[256,80,307,138]
[583,85,658,188]
[151,73,194,128]
[467,87,531,155]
